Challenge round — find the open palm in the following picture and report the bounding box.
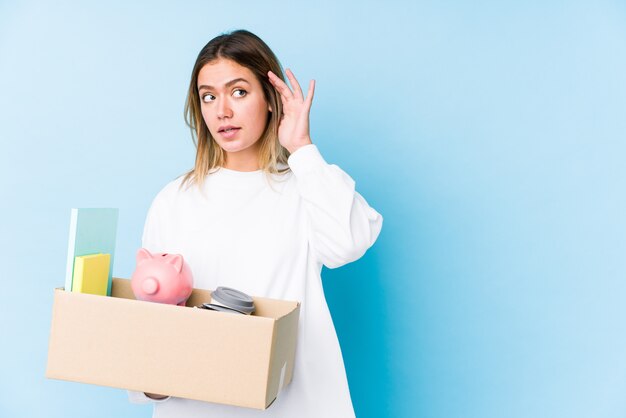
[268,68,315,154]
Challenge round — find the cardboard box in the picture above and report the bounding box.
[46,278,300,410]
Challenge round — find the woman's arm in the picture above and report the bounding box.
[145,392,169,400]
[288,144,383,268]
[268,68,382,268]
[127,390,170,404]
[126,195,172,404]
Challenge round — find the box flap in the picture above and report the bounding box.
[264,302,301,406]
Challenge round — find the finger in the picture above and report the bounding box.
[268,70,294,101]
[304,79,315,110]
[285,68,304,101]
[268,72,291,105]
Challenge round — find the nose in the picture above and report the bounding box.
[216,97,232,119]
[142,277,159,295]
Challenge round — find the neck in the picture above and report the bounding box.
[223,147,261,172]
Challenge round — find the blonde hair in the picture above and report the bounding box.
[179,29,291,192]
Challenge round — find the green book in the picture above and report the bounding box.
[64,208,119,295]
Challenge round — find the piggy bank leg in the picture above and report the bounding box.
[177,300,187,307]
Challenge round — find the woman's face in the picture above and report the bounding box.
[197,58,271,159]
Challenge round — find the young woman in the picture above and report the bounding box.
[128,29,383,418]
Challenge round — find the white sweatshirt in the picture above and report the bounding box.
[127,144,383,418]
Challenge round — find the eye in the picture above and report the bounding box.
[201,93,215,103]
[233,89,247,98]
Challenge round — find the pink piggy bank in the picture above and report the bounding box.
[131,248,194,306]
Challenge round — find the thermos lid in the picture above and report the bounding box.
[201,303,246,315]
[211,286,255,314]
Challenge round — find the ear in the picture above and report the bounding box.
[136,248,153,263]
[168,254,184,273]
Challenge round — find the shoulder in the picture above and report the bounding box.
[149,175,189,210]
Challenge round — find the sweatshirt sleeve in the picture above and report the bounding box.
[288,144,383,269]
[127,192,172,404]
[141,192,165,252]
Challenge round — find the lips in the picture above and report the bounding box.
[218,126,241,139]
[218,125,241,133]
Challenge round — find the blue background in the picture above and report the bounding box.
[1,1,625,417]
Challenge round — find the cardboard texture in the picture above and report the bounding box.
[46,278,300,410]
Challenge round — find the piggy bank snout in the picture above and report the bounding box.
[141,277,159,295]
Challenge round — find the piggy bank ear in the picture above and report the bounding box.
[168,254,184,273]
[136,248,153,263]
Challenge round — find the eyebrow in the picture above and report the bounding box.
[198,78,250,91]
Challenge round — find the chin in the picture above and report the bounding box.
[218,142,253,154]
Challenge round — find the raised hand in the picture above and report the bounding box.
[267,68,315,154]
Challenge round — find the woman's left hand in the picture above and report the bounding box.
[268,68,315,154]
